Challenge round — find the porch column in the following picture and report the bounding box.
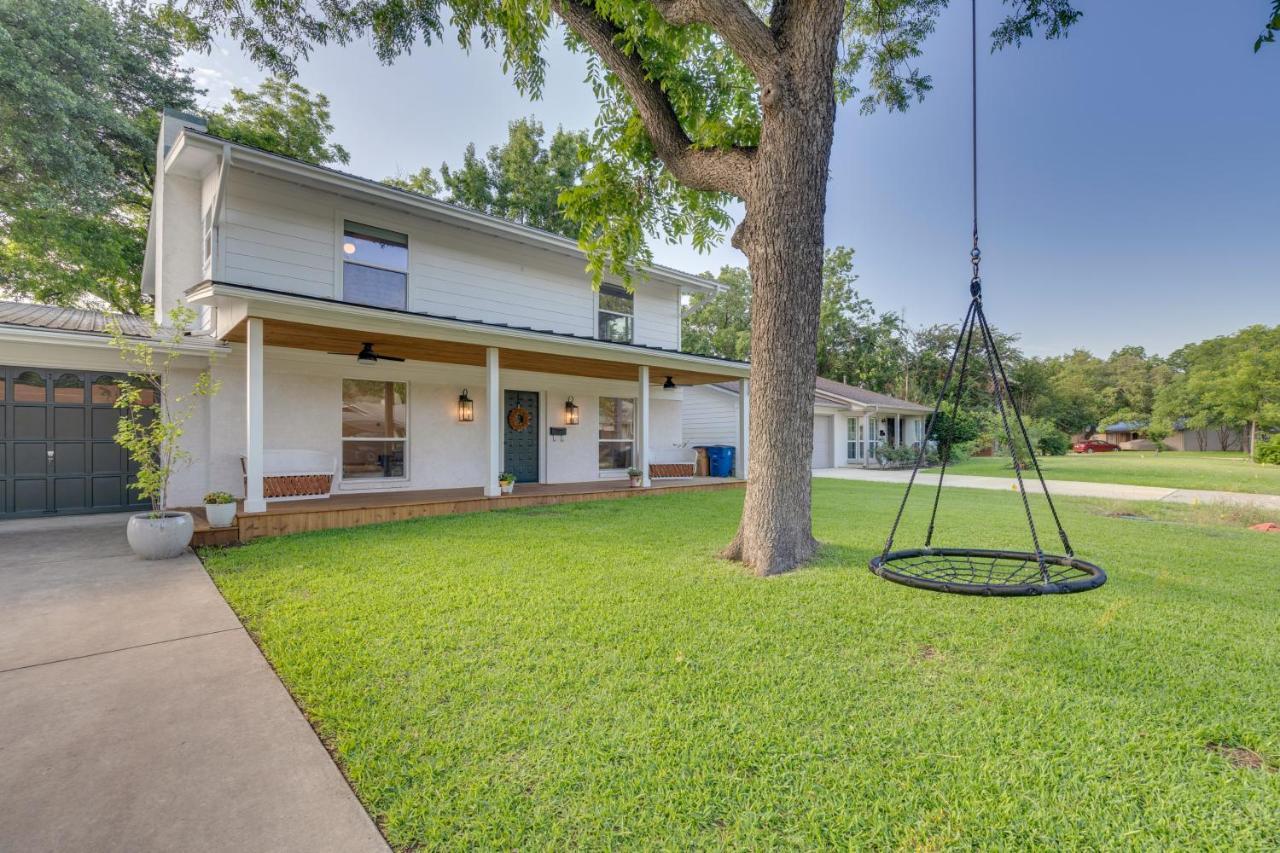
[244,317,266,514]
[485,346,501,497]
[736,379,750,479]
[896,413,902,448]
[637,366,651,487]
[831,413,842,468]
[865,412,875,466]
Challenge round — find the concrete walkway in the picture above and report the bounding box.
[0,513,388,853]
[814,467,1280,512]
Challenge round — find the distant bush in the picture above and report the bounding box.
[875,443,941,469]
[1255,435,1280,466]
[1036,430,1071,457]
[928,411,981,462]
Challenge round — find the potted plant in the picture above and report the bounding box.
[110,308,220,560]
[498,472,517,494]
[627,467,645,488]
[202,491,237,529]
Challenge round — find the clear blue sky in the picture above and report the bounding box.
[187,1,1279,358]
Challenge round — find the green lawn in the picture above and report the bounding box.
[947,450,1280,495]
[203,481,1280,849]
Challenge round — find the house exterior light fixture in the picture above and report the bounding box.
[457,389,474,422]
[564,396,580,426]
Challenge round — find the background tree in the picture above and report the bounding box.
[174,0,1080,574]
[681,265,752,361]
[0,0,351,312]
[0,0,197,312]
[814,246,906,392]
[385,118,587,239]
[207,76,350,165]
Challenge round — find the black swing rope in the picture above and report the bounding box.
[867,0,1105,596]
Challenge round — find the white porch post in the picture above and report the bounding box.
[863,413,873,467]
[736,379,750,479]
[638,366,651,487]
[485,347,501,497]
[830,413,842,468]
[896,413,902,448]
[244,317,266,514]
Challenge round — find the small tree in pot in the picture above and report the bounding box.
[110,307,219,559]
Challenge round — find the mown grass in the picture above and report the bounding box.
[202,479,1280,849]
[948,450,1280,495]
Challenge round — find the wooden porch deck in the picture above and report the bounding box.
[190,477,744,547]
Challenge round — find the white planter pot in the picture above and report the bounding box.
[629,476,644,488]
[204,503,237,529]
[500,481,515,495]
[127,512,194,560]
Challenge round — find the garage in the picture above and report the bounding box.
[811,414,833,469]
[1,366,147,518]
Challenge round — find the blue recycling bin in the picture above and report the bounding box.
[706,445,735,478]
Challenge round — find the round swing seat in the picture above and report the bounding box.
[869,548,1107,597]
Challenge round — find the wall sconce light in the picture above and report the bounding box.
[564,396,580,426]
[457,389,474,422]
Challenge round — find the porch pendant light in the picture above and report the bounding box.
[564,396,580,426]
[457,389,474,422]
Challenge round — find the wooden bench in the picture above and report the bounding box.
[242,450,336,502]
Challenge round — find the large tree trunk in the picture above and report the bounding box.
[722,1,841,575]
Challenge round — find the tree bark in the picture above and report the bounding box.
[721,0,842,575]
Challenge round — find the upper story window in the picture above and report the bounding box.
[342,221,408,310]
[597,284,634,343]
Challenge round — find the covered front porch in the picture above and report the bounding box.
[181,281,751,524]
[192,476,743,546]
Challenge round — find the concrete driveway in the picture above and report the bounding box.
[0,513,387,853]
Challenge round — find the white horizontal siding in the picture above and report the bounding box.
[213,166,685,348]
[632,280,680,349]
[681,385,739,449]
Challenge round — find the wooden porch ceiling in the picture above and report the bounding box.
[222,317,741,385]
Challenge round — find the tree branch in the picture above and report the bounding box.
[552,0,755,196]
[650,0,779,81]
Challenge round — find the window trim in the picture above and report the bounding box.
[596,284,634,344]
[597,395,637,475]
[339,377,410,487]
[336,213,410,308]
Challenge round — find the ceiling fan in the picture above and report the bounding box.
[328,342,405,364]
[662,375,688,389]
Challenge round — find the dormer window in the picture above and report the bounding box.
[597,284,633,343]
[342,221,408,310]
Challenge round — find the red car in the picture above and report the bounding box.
[1072,439,1120,454]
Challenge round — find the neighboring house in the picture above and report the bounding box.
[0,110,749,520]
[1097,419,1245,452]
[684,376,931,470]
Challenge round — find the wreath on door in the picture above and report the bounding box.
[507,405,531,432]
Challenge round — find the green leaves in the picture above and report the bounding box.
[207,76,350,165]
[108,307,219,512]
[1255,1,1280,52]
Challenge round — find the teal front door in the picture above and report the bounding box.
[503,390,540,483]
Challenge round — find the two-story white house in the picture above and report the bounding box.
[0,110,750,528]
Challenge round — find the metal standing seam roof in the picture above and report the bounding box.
[0,301,152,337]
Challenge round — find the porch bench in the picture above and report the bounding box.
[649,463,696,478]
[242,450,336,501]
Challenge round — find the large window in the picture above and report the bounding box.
[597,284,634,343]
[342,379,407,480]
[342,221,408,310]
[598,397,636,471]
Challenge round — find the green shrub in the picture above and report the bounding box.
[1036,430,1071,457]
[1255,435,1280,466]
[928,411,981,462]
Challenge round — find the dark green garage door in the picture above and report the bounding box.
[1,367,147,518]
